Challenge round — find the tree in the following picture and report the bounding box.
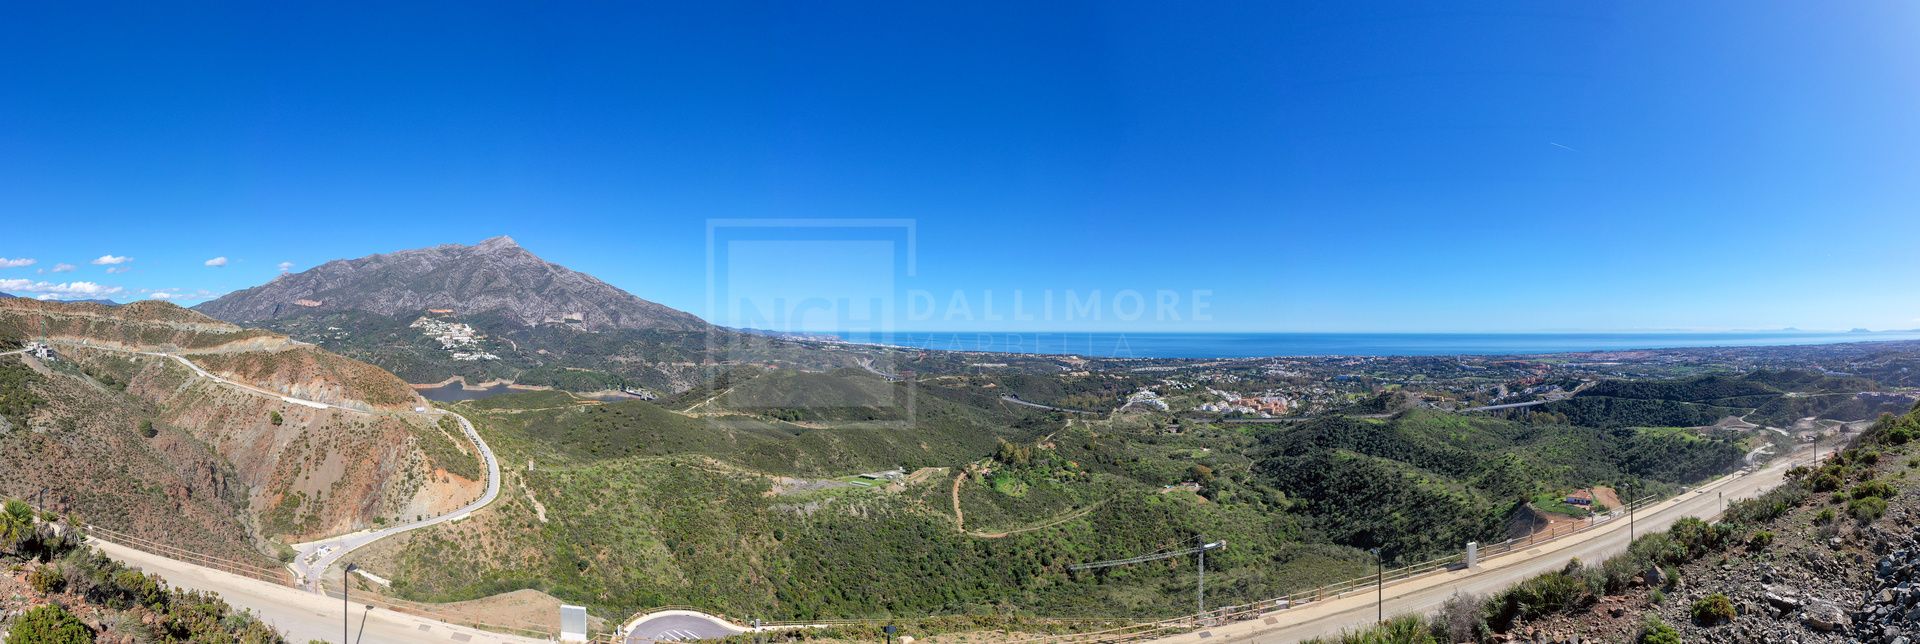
[0,499,32,553]
[268,410,284,426]
[5,604,94,643]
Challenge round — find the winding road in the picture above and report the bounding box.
[290,408,500,591]
[1000,394,1102,415]
[45,340,503,595]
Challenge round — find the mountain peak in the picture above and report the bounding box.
[475,235,519,250]
[194,239,708,332]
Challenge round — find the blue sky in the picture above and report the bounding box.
[3,2,1918,332]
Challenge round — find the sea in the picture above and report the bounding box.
[824,331,1920,360]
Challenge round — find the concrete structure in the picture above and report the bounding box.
[560,605,589,642]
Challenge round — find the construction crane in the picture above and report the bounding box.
[1071,537,1226,617]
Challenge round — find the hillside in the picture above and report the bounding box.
[1253,409,1744,561]
[0,502,288,642]
[346,387,1372,621]
[195,236,706,333]
[0,299,484,564]
[1321,403,1920,644]
[338,373,1750,627]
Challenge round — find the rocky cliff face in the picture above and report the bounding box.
[194,236,707,333]
[0,300,483,561]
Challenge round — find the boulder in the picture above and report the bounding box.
[1805,600,1850,632]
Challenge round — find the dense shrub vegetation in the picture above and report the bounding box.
[0,498,284,643]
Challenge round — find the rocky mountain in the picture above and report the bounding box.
[194,236,707,333]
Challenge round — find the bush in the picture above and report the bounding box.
[1487,570,1594,631]
[1852,480,1896,500]
[6,603,94,643]
[138,419,156,438]
[1691,592,1736,625]
[1810,471,1843,492]
[1668,517,1732,558]
[1747,530,1774,550]
[1816,508,1836,524]
[1850,496,1888,522]
[27,564,65,594]
[268,410,284,426]
[1429,592,1484,643]
[1639,615,1682,644]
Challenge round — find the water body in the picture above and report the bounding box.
[415,382,519,402]
[827,331,1920,359]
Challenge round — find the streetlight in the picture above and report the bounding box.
[1370,547,1383,625]
[343,563,356,644]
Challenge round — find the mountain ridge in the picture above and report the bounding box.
[195,236,707,333]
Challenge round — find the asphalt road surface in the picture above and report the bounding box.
[624,613,746,642]
[1150,440,1837,643]
[92,538,540,644]
[292,408,501,591]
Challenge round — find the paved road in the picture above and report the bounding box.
[1459,399,1550,412]
[854,357,903,383]
[623,612,746,642]
[1151,441,1838,643]
[292,408,501,591]
[91,538,540,644]
[1001,395,1101,415]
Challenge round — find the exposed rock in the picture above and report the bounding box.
[1805,600,1848,631]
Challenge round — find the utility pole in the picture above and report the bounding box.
[1371,547,1384,625]
[1627,483,1635,542]
[1196,534,1207,618]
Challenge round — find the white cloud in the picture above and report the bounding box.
[277,261,294,272]
[104,266,130,274]
[50,263,75,273]
[0,278,124,300]
[148,291,177,299]
[204,256,229,267]
[0,257,35,268]
[91,255,133,265]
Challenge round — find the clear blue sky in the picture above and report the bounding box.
[3,2,1918,332]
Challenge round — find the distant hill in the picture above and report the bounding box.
[195,236,707,333]
[0,292,118,306]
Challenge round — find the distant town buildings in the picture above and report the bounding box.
[410,315,499,361]
[1124,388,1171,412]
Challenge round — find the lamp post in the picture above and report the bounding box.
[343,563,356,644]
[1370,547,1383,624]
